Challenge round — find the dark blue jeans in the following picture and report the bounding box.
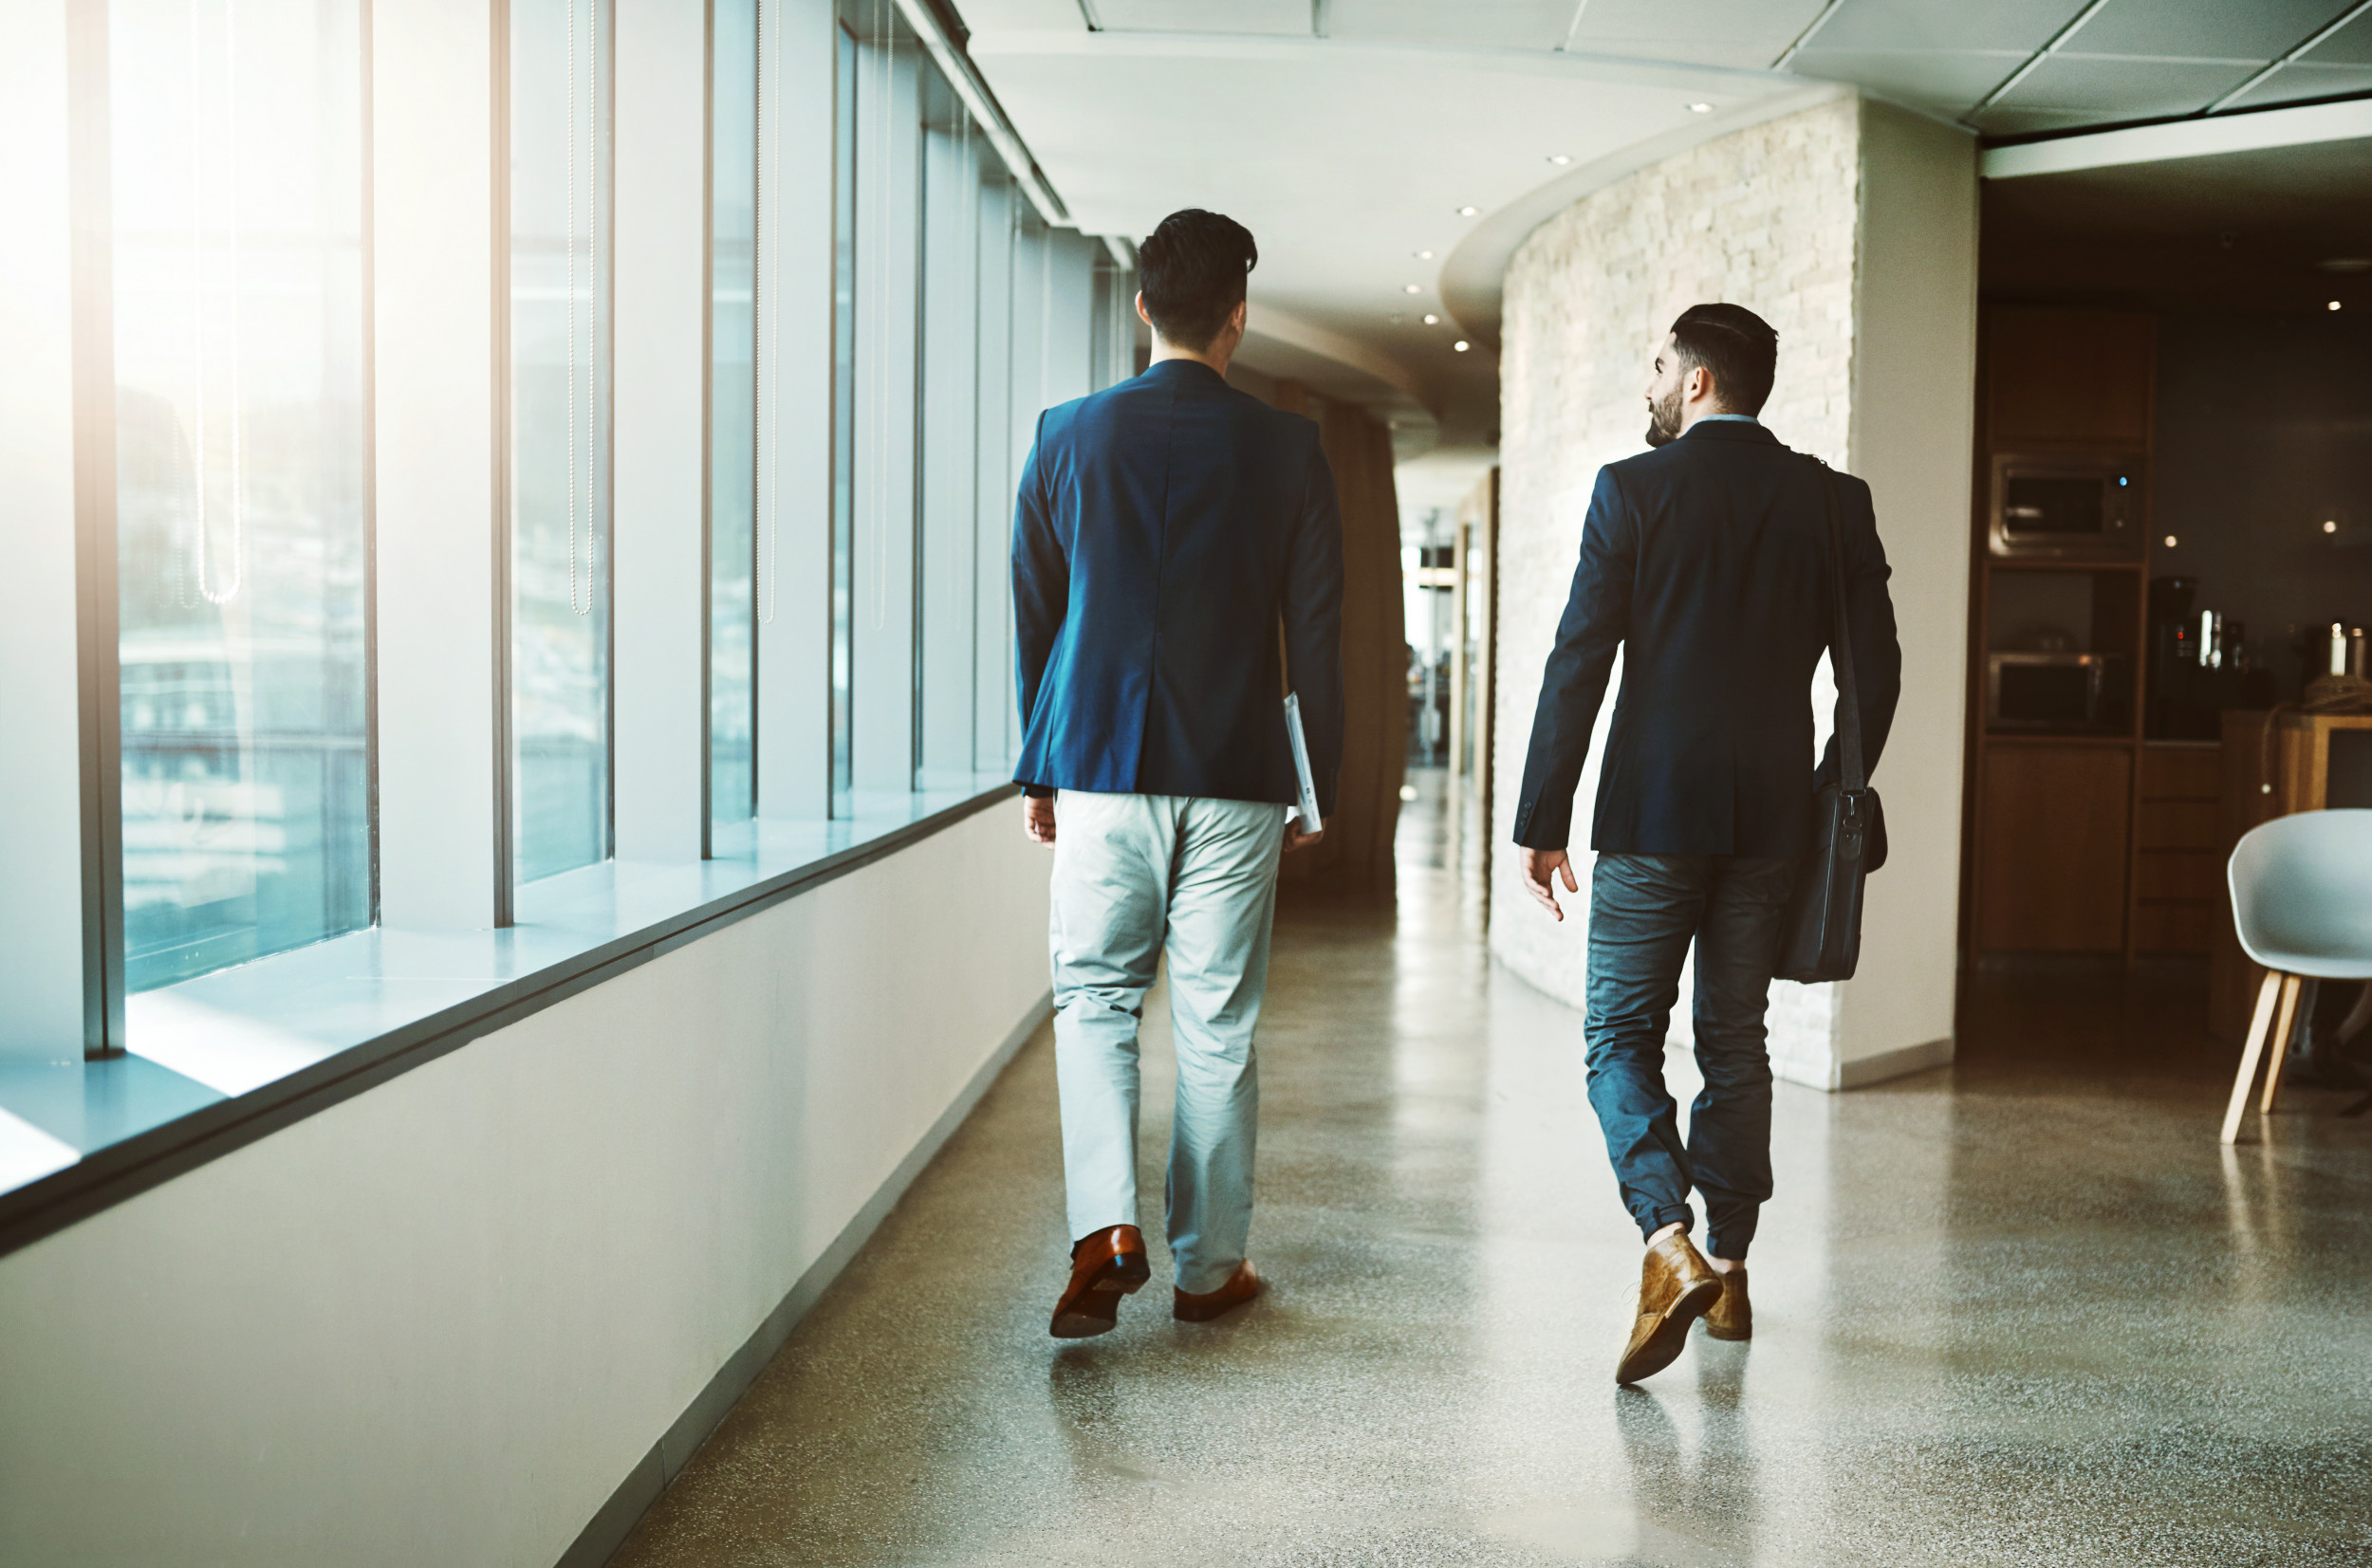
[1584,853,1795,1261]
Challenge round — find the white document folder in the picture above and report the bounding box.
[1283,693,1323,832]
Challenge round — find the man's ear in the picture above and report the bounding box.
[1687,364,1714,404]
[1136,290,1155,328]
[1229,299,1248,336]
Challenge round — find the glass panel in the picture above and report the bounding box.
[712,0,757,832]
[915,93,978,791]
[972,172,1015,775]
[111,0,372,992]
[510,0,614,883]
[828,20,858,815]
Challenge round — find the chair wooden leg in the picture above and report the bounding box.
[2261,975,2308,1115]
[2222,971,2286,1144]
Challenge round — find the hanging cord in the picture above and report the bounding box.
[189,0,245,606]
[754,0,781,625]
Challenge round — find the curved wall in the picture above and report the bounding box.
[1489,99,1979,1090]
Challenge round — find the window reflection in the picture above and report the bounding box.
[510,0,613,883]
[713,0,757,832]
[111,0,372,991]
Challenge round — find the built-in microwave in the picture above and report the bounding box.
[1987,652,2130,731]
[1988,454,2145,560]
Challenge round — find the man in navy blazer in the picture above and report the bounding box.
[1013,210,1344,1339]
[1512,304,1900,1385]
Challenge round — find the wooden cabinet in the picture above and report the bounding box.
[1987,308,2157,449]
[1975,744,2133,951]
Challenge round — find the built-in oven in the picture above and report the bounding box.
[1987,652,2130,731]
[1989,454,2145,559]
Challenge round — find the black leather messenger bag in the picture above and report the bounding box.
[1777,458,1886,984]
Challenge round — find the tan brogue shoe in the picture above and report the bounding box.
[1703,1266,1751,1341]
[1616,1230,1723,1385]
[1174,1260,1262,1323]
[1049,1226,1151,1339]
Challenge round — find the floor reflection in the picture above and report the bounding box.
[610,779,2372,1567]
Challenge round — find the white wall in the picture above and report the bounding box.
[0,804,1052,1568]
[1838,102,1977,1081]
[1490,97,1975,1089]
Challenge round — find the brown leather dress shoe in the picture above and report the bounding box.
[1049,1226,1151,1339]
[1616,1230,1723,1385]
[1173,1260,1261,1322]
[1703,1266,1751,1341]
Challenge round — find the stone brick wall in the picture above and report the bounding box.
[1489,99,1862,1089]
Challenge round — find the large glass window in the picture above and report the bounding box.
[916,86,980,791]
[110,0,372,992]
[829,16,858,815]
[712,0,758,834]
[510,0,614,884]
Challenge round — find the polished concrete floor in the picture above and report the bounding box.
[613,776,2372,1567]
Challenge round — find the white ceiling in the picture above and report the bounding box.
[953,0,2372,487]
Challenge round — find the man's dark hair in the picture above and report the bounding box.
[1138,209,1258,352]
[1669,303,1778,415]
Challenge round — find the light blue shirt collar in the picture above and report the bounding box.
[1695,414,1760,424]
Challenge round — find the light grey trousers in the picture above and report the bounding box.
[1048,790,1288,1294]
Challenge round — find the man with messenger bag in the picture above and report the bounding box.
[1512,303,1901,1385]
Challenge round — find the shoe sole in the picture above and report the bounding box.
[1616,1277,1723,1385]
[1703,1317,1751,1342]
[1049,1254,1151,1339]
[1173,1287,1258,1323]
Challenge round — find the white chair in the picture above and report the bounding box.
[2221,808,2372,1143]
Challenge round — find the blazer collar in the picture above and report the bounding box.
[1680,418,1781,447]
[1141,357,1229,384]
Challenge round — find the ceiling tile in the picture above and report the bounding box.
[1323,0,1574,50]
[2222,60,2372,109]
[1967,103,2137,135]
[2062,0,2356,64]
[952,0,1085,28]
[1566,0,1831,69]
[1787,47,2029,110]
[1994,52,2259,120]
[2305,6,2372,65]
[1808,0,2087,56]
[1092,0,1310,35]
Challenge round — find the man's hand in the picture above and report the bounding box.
[1284,816,1325,854]
[1520,846,1579,920]
[1023,795,1057,847]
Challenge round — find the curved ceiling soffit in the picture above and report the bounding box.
[1439,82,1853,353]
[1242,303,1427,406]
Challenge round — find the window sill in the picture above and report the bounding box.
[0,778,1021,1257]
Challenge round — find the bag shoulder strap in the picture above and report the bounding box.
[1808,456,1865,795]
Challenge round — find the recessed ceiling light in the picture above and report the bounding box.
[1547,154,1571,165]
[1415,249,1434,259]
[2163,535,2177,548]
[1403,284,1421,295]
[2332,300,2345,311]
[1456,205,1478,217]
[1453,340,1471,353]
[1422,313,1439,324]
[1688,101,1714,113]
[2326,520,2341,533]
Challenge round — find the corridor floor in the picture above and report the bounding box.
[611,785,2372,1568]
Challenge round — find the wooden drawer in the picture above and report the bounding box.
[2138,799,2219,850]
[2135,900,2216,953]
[2141,744,2220,801]
[2135,848,2220,901]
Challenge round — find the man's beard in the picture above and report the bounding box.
[1643,388,1685,448]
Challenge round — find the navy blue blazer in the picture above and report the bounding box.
[1512,419,1901,858]
[1012,359,1345,813]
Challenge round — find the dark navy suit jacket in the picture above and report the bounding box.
[1012,359,1345,813]
[1512,419,1901,858]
